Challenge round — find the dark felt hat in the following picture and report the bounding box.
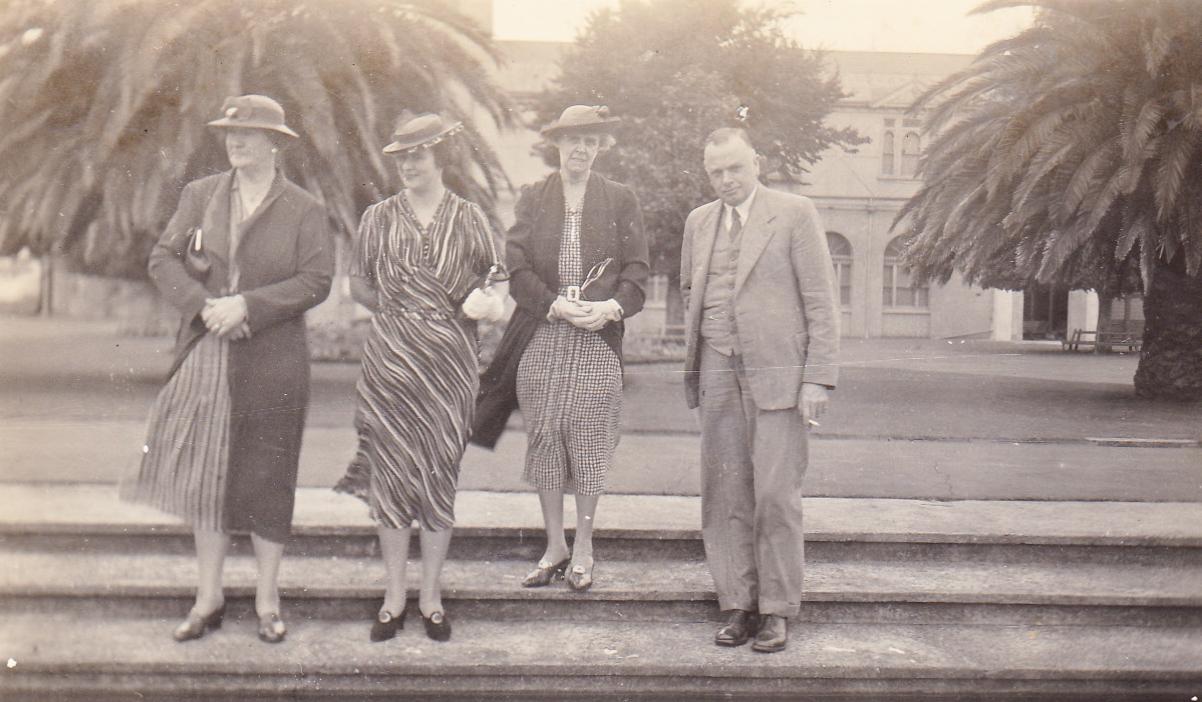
[541,105,620,137]
[206,95,299,138]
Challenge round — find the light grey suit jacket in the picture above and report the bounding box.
[681,186,839,410]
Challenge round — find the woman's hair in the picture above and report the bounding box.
[541,129,617,167]
[556,129,616,152]
[428,139,457,169]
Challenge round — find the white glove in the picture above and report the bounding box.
[547,295,589,322]
[593,299,623,322]
[462,288,505,322]
[572,298,623,331]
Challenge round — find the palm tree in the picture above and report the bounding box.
[895,0,1202,401]
[0,0,512,279]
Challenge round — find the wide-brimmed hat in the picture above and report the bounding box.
[541,105,620,137]
[383,113,464,154]
[206,95,299,138]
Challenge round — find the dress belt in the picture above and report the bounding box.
[378,304,453,321]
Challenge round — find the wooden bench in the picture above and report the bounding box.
[1063,323,1143,352]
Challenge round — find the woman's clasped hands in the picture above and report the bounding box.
[202,295,251,340]
[548,295,621,332]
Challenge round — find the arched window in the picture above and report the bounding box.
[825,232,853,306]
[881,130,895,175]
[901,131,921,177]
[883,238,928,308]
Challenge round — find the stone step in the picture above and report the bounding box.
[3,484,1200,564]
[3,550,1200,627]
[1,612,1199,701]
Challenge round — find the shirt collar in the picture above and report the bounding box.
[724,185,758,229]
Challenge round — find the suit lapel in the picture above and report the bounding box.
[689,201,721,313]
[735,189,777,293]
[536,173,565,279]
[579,172,607,270]
[233,171,288,259]
[200,172,234,266]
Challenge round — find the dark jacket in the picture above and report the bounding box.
[148,170,334,538]
[472,171,649,448]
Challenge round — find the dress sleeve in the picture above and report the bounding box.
[350,204,377,281]
[463,201,503,276]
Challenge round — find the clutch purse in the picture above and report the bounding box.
[182,226,211,281]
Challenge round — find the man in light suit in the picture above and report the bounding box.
[681,127,839,653]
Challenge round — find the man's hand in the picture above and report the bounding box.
[202,295,249,338]
[799,382,830,426]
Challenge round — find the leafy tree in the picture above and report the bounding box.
[0,0,511,278]
[896,0,1202,400]
[531,0,863,291]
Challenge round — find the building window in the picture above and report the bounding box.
[881,130,895,175]
[901,131,921,177]
[883,238,928,308]
[826,232,853,306]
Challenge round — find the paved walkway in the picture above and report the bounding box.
[1,317,1200,500]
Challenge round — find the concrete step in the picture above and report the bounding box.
[3,484,1200,564]
[3,550,1200,627]
[2,611,1199,701]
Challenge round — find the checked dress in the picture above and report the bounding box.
[516,204,623,495]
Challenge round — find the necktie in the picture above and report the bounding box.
[729,207,742,241]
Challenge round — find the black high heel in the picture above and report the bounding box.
[521,556,570,588]
[422,610,451,642]
[370,604,407,642]
[173,602,226,642]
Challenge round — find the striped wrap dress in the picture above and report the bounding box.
[335,190,500,531]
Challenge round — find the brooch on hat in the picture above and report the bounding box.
[226,107,239,118]
[596,105,610,118]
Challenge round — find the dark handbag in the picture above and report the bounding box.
[182,226,211,281]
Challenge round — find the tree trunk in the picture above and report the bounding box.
[1133,256,1202,401]
[1095,293,1113,354]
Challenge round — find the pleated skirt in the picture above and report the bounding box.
[121,334,230,531]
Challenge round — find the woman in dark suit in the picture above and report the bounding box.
[123,94,334,643]
[476,105,649,592]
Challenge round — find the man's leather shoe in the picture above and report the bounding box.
[751,614,787,653]
[714,609,757,647]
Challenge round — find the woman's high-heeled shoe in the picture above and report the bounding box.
[422,610,451,642]
[257,611,287,644]
[521,556,570,588]
[370,604,407,642]
[567,556,595,592]
[173,602,226,642]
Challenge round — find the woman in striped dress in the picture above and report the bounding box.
[334,113,505,642]
[496,105,649,592]
[122,95,334,643]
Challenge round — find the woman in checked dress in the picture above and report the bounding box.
[477,105,649,592]
[334,113,505,642]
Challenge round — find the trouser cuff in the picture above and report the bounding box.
[758,599,800,618]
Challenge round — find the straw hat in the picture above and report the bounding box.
[383,113,464,154]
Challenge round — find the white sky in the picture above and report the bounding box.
[492,0,1035,55]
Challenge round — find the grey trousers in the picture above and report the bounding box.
[698,344,807,617]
